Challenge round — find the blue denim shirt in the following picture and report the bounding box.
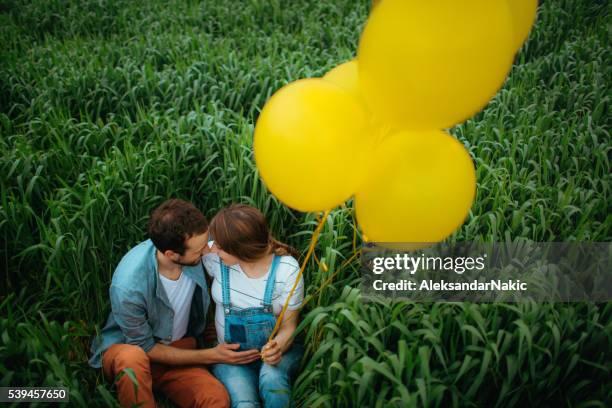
[89,239,210,368]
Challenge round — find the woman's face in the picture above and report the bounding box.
[210,242,241,266]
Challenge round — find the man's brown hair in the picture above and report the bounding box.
[209,204,298,262]
[147,199,208,255]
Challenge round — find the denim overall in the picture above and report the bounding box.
[221,255,279,351]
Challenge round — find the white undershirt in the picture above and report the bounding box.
[159,271,196,342]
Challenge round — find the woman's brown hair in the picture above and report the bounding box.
[209,204,299,262]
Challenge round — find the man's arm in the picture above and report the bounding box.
[147,342,260,365]
[110,284,260,365]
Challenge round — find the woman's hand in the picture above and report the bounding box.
[261,340,283,365]
[261,310,300,365]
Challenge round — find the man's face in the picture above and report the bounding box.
[172,231,209,266]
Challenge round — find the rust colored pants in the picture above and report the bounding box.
[102,337,229,408]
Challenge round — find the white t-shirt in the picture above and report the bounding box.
[159,271,196,342]
[202,253,303,344]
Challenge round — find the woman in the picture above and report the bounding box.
[202,204,304,408]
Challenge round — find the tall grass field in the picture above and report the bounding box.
[1,0,610,406]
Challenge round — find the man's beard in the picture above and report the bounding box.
[174,258,200,267]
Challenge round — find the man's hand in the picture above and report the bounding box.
[261,340,282,366]
[211,343,260,365]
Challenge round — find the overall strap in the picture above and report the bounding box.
[262,255,280,308]
[220,261,231,312]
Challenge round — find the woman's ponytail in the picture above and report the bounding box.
[269,236,299,259]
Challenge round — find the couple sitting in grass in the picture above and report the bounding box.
[89,199,304,408]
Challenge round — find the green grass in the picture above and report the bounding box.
[0,0,610,406]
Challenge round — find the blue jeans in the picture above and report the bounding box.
[211,344,303,408]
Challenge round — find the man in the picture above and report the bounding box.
[89,199,261,408]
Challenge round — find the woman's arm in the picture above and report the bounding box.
[262,309,300,364]
[274,309,300,352]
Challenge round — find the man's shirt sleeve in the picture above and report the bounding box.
[109,284,156,352]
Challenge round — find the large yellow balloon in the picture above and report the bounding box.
[507,0,538,50]
[355,130,476,244]
[358,0,515,129]
[254,78,371,212]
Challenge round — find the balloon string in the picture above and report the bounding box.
[272,246,361,327]
[267,209,331,342]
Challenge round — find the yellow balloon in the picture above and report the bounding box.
[507,0,538,50]
[323,60,363,104]
[254,78,371,212]
[358,0,515,129]
[355,130,476,244]
[323,60,392,144]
